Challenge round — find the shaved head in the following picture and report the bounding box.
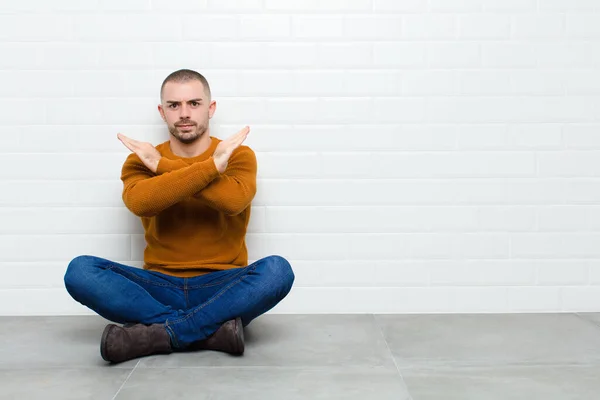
[160,69,211,102]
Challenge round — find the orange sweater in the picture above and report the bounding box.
[120,136,257,277]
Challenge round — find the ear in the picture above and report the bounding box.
[208,100,217,119]
[157,104,166,122]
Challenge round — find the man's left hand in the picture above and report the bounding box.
[118,133,161,173]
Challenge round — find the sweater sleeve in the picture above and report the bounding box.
[120,153,221,217]
[155,146,257,216]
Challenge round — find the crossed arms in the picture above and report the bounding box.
[120,146,257,217]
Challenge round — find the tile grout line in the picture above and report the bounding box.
[111,359,141,400]
[574,312,600,330]
[372,314,414,400]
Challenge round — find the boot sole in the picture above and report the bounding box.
[100,324,118,362]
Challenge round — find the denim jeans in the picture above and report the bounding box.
[64,255,295,349]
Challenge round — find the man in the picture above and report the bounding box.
[64,69,295,364]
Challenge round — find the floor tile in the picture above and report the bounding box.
[375,313,600,368]
[0,367,132,400]
[138,314,396,368]
[115,366,410,400]
[402,365,600,400]
[576,313,600,328]
[5,313,600,399]
[0,316,136,368]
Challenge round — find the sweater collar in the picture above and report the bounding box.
[163,136,218,162]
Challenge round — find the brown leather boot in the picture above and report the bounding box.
[189,317,244,355]
[100,323,173,363]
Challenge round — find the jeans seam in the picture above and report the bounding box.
[168,262,259,326]
[170,275,247,326]
[164,323,179,348]
[110,265,180,289]
[184,278,189,309]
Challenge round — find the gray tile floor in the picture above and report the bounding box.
[2,313,600,399]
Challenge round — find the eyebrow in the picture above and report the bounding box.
[166,99,203,104]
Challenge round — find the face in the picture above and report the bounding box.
[158,80,216,145]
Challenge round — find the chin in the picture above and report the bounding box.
[170,125,207,144]
[177,135,200,145]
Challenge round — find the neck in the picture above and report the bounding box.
[169,130,212,158]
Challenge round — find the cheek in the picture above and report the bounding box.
[195,109,209,121]
[165,111,179,123]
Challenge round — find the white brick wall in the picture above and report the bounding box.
[1,0,600,315]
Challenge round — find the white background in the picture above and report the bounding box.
[2,0,600,315]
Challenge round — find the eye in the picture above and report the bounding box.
[191,101,199,107]
[168,103,178,109]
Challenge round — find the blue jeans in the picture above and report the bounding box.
[64,255,295,349]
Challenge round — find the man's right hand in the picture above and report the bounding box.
[213,126,250,174]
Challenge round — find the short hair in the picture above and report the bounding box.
[160,69,211,101]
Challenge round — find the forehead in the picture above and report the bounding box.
[162,80,207,101]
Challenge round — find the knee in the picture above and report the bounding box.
[64,255,96,295]
[263,255,295,292]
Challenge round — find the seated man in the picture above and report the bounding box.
[64,69,295,364]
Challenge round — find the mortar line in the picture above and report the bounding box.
[372,314,414,400]
[111,359,141,400]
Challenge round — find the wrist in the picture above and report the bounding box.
[149,157,160,174]
[213,156,225,174]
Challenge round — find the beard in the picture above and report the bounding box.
[168,119,208,144]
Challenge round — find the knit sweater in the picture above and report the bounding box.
[120,136,257,277]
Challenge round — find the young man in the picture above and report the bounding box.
[64,69,295,364]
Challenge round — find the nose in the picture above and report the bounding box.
[179,104,191,120]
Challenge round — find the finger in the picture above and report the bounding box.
[238,127,250,140]
[234,125,248,133]
[118,133,131,146]
[232,131,246,143]
[119,139,135,152]
[232,126,250,140]
[120,136,141,150]
[118,133,142,147]
[229,127,250,145]
[234,135,248,148]
[241,126,250,137]
[127,137,142,146]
